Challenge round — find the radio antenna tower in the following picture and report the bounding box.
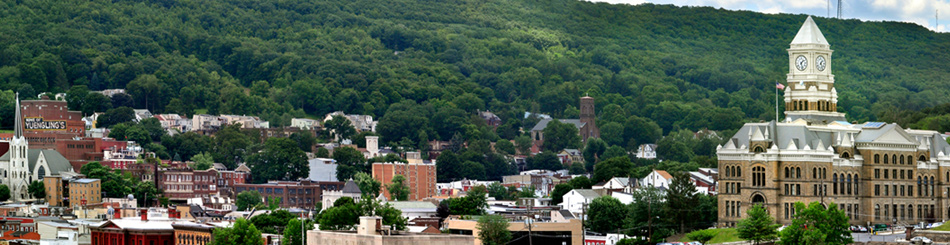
[837,0,843,18]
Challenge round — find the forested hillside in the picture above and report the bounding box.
[2,0,949,149]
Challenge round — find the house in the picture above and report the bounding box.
[290,118,320,130]
[561,189,601,215]
[690,168,718,195]
[477,110,502,128]
[593,177,637,195]
[636,144,657,159]
[557,149,583,165]
[323,111,377,132]
[321,180,363,211]
[386,201,438,221]
[308,158,338,182]
[133,109,152,122]
[640,170,673,189]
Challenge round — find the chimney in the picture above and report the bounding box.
[140,209,148,221]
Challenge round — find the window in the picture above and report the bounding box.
[909,185,914,197]
[875,169,880,179]
[884,154,889,164]
[893,155,898,165]
[875,154,881,163]
[875,185,880,196]
[885,185,889,196]
[797,167,801,179]
[813,168,817,179]
[885,170,889,179]
[785,167,789,178]
[752,166,766,187]
[900,170,905,179]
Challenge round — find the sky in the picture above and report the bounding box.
[588,0,950,32]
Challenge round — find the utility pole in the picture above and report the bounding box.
[581,202,588,245]
[525,218,534,245]
[647,188,653,243]
[837,0,843,18]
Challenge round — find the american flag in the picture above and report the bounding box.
[775,82,785,89]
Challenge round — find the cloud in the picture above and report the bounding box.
[588,0,950,32]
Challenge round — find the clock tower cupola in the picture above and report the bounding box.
[784,16,846,122]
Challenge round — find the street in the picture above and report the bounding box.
[851,232,905,243]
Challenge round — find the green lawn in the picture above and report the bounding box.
[194,108,208,115]
[932,222,950,231]
[679,228,745,244]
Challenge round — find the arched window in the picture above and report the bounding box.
[833,174,838,194]
[847,174,853,195]
[908,155,913,164]
[893,155,898,165]
[842,152,850,158]
[920,155,927,162]
[785,167,790,178]
[37,166,45,180]
[875,154,880,163]
[796,167,801,179]
[754,146,764,153]
[900,156,905,165]
[884,154,889,164]
[752,166,766,187]
[737,167,741,177]
[854,174,859,195]
[875,204,881,220]
[932,176,936,196]
[813,168,817,179]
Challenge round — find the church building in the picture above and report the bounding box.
[0,94,75,201]
[718,16,950,226]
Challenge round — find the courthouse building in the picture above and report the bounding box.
[718,16,950,226]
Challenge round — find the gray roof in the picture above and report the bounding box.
[854,123,916,145]
[70,178,99,184]
[729,122,833,151]
[791,16,829,45]
[531,118,586,132]
[387,201,437,210]
[571,189,601,199]
[558,210,576,219]
[0,149,74,175]
[342,180,362,194]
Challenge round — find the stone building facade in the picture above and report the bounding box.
[718,16,950,227]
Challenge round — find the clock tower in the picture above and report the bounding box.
[784,16,846,122]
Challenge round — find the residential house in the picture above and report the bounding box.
[640,170,673,190]
[557,149,583,165]
[636,144,657,159]
[690,168,718,195]
[290,118,320,130]
[561,189,601,215]
[323,111,377,132]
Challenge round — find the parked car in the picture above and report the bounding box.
[910,236,933,245]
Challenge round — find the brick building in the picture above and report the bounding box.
[172,223,214,245]
[159,168,219,201]
[233,180,344,209]
[372,159,437,201]
[718,17,950,227]
[91,217,175,245]
[18,95,84,150]
[68,178,101,207]
[44,176,66,206]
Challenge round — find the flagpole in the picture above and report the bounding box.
[775,81,779,123]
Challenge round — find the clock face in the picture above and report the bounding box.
[796,55,808,71]
[816,55,827,71]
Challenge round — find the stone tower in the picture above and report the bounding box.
[8,93,29,201]
[784,16,846,122]
[579,96,599,141]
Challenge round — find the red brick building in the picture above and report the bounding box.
[18,96,84,149]
[159,168,219,201]
[233,180,344,209]
[372,162,437,201]
[91,217,175,245]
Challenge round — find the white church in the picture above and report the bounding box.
[0,94,76,201]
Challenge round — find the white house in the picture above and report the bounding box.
[636,144,657,159]
[308,158,338,182]
[561,189,600,215]
[593,177,636,194]
[640,170,673,190]
[386,201,438,221]
[291,118,320,130]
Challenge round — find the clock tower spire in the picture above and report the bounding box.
[784,16,846,122]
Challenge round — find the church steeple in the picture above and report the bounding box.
[784,16,846,122]
[13,93,22,138]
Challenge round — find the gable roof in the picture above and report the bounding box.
[855,123,917,145]
[530,118,586,132]
[558,210,576,219]
[570,189,601,199]
[654,170,673,180]
[0,149,74,175]
[791,16,829,46]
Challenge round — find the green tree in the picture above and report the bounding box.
[445,186,488,215]
[587,196,626,233]
[514,135,533,155]
[28,181,45,199]
[235,190,263,211]
[778,202,853,245]
[477,215,512,245]
[386,175,410,201]
[686,229,718,245]
[315,147,330,158]
[623,187,671,243]
[568,176,592,189]
[250,209,296,234]
[333,147,367,181]
[550,183,573,204]
[82,92,112,115]
[526,151,561,171]
[325,115,357,142]
[189,152,214,170]
[542,120,582,152]
[487,182,512,200]
[212,124,253,169]
[247,138,308,183]
[210,218,263,245]
[601,145,628,160]
[80,162,132,198]
[583,138,608,166]
[737,204,780,245]
[282,218,313,245]
[97,107,135,128]
[66,85,90,111]
[354,172,381,198]
[436,151,461,182]
[495,139,516,155]
[0,185,9,202]
[593,156,634,183]
[666,171,698,233]
[518,185,537,198]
